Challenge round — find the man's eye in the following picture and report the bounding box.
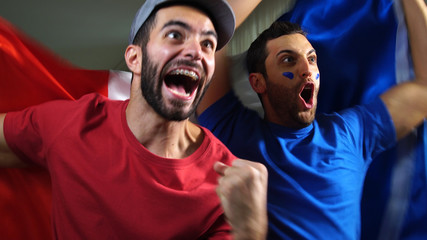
[166,31,182,40]
[308,56,317,63]
[282,56,294,63]
[202,40,215,50]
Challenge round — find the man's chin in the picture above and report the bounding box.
[155,93,201,121]
[160,107,197,122]
[297,113,316,127]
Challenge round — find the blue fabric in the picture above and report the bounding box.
[199,91,395,239]
[399,124,427,239]
[279,0,396,113]
[279,0,427,239]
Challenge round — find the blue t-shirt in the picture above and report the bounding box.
[198,91,396,240]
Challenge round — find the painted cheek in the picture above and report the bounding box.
[316,73,320,80]
[282,72,294,80]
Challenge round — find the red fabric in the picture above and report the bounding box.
[0,17,109,240]
[4,93,233,239]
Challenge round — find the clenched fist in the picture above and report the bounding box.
[214,159,268,240]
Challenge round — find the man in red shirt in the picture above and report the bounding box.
[0,0,267,239]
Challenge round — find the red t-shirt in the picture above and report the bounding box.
[4,93,234,239]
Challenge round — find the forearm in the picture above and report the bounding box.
[402,0,427,82]
[0,113,26,167]
[381,81,427,139]
[227,0,262,28]
[381,0,427,139]
[230,174,268,240]
[197,1,261,116]
[232,211,268,240]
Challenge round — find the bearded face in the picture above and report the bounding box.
[140,48,210,121]
[135,6,216,121]
[265,73,318,128]
[260,33,320,129]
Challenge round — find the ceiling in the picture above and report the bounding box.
[1,0,294,71]
[1,0,145,70]
[2,0,427,71]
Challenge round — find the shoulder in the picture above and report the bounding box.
[45,93,122,114]
[317,97,390,127]
[23,93,109,112]
[9,93,125,129]
[199,126,236,159]
[199,90,261,130]
[315,97,395,150]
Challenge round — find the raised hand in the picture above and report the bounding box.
[214,159,268,240]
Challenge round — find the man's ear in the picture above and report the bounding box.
[249,73,266,94]
[125,45,142,74]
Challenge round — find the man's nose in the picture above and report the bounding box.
[183,38,202,61]
[299,59,313,79]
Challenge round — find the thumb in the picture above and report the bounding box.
[213,161,229,176]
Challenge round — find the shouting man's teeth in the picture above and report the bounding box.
[169,69,199,81]
[165,69,200,98]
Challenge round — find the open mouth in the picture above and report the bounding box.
[299,83,314,107]
[164,69,200,99]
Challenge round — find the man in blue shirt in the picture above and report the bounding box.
[197,0,427,239]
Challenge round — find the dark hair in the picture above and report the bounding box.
[246,21,307,76]
[132,11,157,47]
[129,12,157,82]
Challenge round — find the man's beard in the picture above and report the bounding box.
[140,50,208,121]
[266,77,317,128]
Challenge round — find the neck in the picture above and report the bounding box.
[126,85,203,159]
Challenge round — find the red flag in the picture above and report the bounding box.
[0,17,112,240]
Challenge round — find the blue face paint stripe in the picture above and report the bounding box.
[316,73,320,80]
[283,72,294,79]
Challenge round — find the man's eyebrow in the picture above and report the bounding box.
[163,20,190,31]
[276,48,316,58]
[202,30,218,40]
[162,20,217,40]
[307,49,316,55]
[276,49,294,58]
